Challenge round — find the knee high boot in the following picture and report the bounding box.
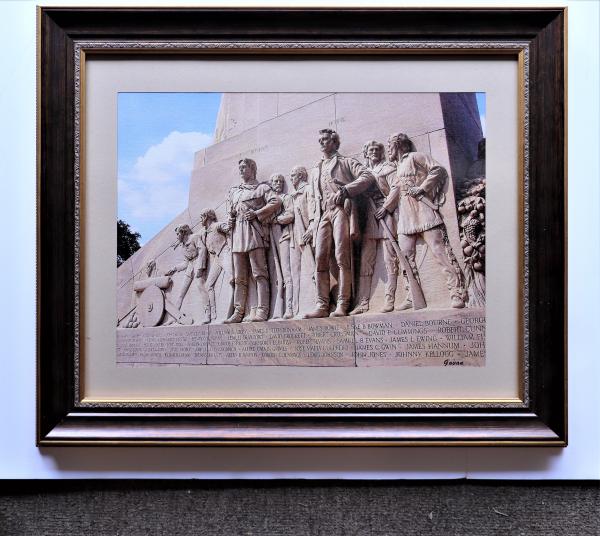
[303,271,330,319]
[331,268,351,317]
[349,275,372,315]
[397,271,413,311]
[252,277,270,322]
[381,273,398,313]
[202,287,216,324]
[224,282,247,323]
[283,282,294,320]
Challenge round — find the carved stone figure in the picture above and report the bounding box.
[165,224,201,310]
[269,173,295,319]
[223,158,282,323]
[129,254,193,328]
[458,138,486,307]
[196,208,233,324]
[289,165,315,316]
[119,260,157,328]
[349,140,399,315]
[380,133,466,309]
[302,129,376,318]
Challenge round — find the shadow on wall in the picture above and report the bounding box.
[39,447,563,477]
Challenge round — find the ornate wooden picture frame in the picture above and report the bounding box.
[37,7,566,446]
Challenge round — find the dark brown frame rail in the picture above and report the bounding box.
[38,7,566,446]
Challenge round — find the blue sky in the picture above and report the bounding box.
[118,92,222,244]
[118,92,486,245]
[476,92,486,135]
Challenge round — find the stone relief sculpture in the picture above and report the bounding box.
[119,260,157,328]
[223,158,282,323]
[302,129,376,318]
[196,208,233,324]
[458,138,486,307]
[349,140,400,315]
[118,132,483,328]
[117,131,478,327]
[379,133,466,310]
[122,246,194,329]
[289,165,315,317]
[164,224,201,312]
[116,93,487,369]
[268,173,295,320]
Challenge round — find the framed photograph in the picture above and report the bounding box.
[37,7,566,446]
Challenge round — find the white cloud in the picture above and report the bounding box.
[480,115,486,137]
[118,131,212,238]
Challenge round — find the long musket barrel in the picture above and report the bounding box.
[367,198,427,310]
[269,225,285,313]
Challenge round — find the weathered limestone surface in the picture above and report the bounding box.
[117,325,208,365]
[207,317,355,367]
[355,308,485,367]
[117,308,484,367]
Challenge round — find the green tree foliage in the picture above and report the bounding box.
[117,219,141,266]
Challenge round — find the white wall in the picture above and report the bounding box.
[0,0,598,479]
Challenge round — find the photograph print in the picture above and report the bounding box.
[116,92,486,369]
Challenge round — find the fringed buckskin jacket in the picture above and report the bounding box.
[383,151,448,235]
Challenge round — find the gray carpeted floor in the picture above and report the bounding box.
[0,481,598,535]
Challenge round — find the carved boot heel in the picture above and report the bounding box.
[303,271,330,319]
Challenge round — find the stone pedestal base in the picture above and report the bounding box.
[117,308,485,368]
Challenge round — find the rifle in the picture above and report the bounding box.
[367,198,427,310]
[269,225,285,318]
[224,202,236,318]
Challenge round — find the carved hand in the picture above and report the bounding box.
[244,210,257,221]
[302,227,313,245]
[332,188,347,206]
[375,207,388,220]
[165,267,176,276]
[408,186,425,198]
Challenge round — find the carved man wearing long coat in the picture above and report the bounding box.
[224,158,282,323]
[349,140,399,315]
[268,173,295,320]
[289,165,314,316]
[302,129,376,318]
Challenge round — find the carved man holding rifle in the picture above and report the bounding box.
[377,132,465,309]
